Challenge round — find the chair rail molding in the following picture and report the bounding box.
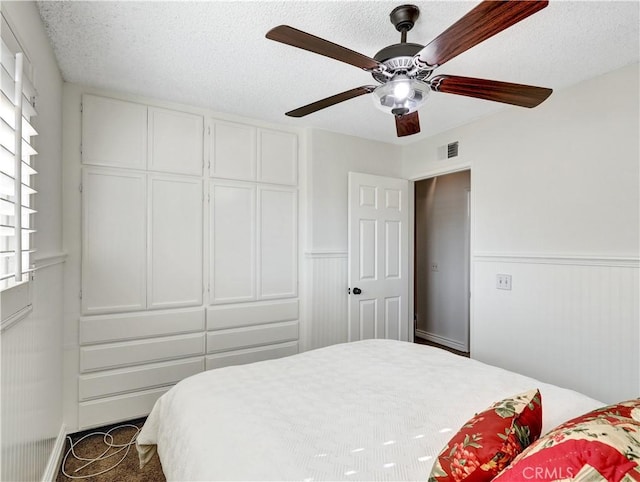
[33,252,68,270]
[473,251,640,268]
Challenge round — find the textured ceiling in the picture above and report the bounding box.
[37,1,639,145]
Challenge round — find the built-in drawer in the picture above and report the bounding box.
[79,357,204,401]
[80,307,205,345]
[80,333,205,372]
[205,341,298,370]
[207,320,298,353]
[207,299,298,330]
[78,386,169,430]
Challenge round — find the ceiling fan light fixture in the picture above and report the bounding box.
[393,75,412,101]
[372,77,430,115]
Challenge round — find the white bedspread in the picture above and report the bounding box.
[137,339,603,481]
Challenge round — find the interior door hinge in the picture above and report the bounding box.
[79,183,83,192]
[80,102,83,113]
[79,290,82,299]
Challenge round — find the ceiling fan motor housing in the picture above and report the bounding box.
[372,43,430,83]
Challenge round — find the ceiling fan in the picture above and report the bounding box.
[266,0,552,137]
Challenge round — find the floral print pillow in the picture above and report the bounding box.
[428,389,542,482]
[492,398,640,482]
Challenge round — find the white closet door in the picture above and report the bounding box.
[210,180,256,304]
[258,186,297,299]
[258,129,297,186]
[82,168,146,314]
[82,95,147,169]
[211,121,256,181]
[148,108,203,176]
[149,174,203,309]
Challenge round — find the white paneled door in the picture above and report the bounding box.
[348,172,409,342]
[82,168,147,314]
[148,175,203,309]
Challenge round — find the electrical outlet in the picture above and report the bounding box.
[431,263,439,272]
[496,274,512,290]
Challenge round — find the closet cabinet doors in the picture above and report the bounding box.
[82,171,204,315]
[258,186,298,299]
[209,181,256,304]
[209,183,297,305]
[82,168,147,314]
[149,175,203,309]
[208,120,298,305]
[211,121,256,181]
[81,95,147,169]
[148,108,203,176]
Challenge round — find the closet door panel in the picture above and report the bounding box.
[149,175,203,309]
[82,95,147,169]
[210,180,256,304]
[82,168,146,314]
[148,108,203,175]
[258,186,298,299]
[211,121,256,181]
[258,129,297,186]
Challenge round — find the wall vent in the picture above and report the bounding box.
[437,141,459,160]
[447,141,459,158]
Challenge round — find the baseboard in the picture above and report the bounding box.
[415,330,468,353]
[41,424,66,482]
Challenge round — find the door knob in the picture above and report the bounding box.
[352,287,362,295]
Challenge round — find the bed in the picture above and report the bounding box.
[137,339,605,481]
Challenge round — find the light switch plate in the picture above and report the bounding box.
[496,274,512,290]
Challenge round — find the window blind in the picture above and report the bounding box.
[0,14,37,291]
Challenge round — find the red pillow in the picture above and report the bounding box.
[429,389,542,482]
[493,398,640,482]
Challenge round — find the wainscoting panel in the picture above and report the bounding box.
[472,256,639,403]
[1,262,63,482]
[306,252,349,349]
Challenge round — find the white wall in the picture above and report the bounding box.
[308,129,403,252]
[305,130,403,349]
[404,64,639,257]
[0,2,64,480]
[403,63,640,403]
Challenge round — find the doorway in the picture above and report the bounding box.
[414,170,470,355]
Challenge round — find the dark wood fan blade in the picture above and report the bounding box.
[430,75,552,108]
[395,111,421,137]
[286,86,376,117]
[266,25,382,72]
[415,0,548,68]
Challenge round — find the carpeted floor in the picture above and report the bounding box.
[56,418,166,482]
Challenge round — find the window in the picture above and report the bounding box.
[0,12,37,294]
